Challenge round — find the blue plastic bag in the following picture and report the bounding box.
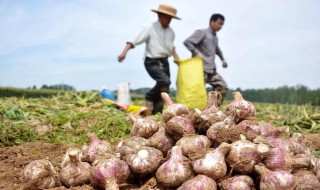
[100,89,116,101]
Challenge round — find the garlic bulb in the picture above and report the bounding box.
[192,143,231,180]
[22,159,59,189]
[227,137,269,174]
[82,133,113,163]
[176,134,211,156]
[149,126,175,155]
[178,175,217,190]
[165,115,196,140]
[90,157,130,190]
[225,91,256,122]
[60,149,91,187]
[123,146,163,174]
[195,91,226,131]
[293,169,320,189]
[219,175,255,190]
[156,146,194,188]
[161,92,190,123]
[255,163,295,190]
[129,113,159,138]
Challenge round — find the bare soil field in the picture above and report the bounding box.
[1,133,320,190]
[0,142,94,190]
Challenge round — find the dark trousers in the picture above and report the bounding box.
[204,71,228,105]
[144,57,170,114]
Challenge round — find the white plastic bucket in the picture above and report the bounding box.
[117,82,132,105]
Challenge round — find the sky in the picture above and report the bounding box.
[1,0,320,91]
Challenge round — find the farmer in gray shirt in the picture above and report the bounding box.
[184,14,228,105]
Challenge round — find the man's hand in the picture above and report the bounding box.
[195,52,204,60]
[118,43,133,63]
[191,49,204,60]
[118,53,126,62]
[222,60,228,68]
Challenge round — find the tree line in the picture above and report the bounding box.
[224,85,320,106]
[132,85,320,106]
[27,84,76,91]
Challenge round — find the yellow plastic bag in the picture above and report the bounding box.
[176,57,207,109]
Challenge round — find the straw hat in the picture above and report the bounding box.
[151,4,180,20]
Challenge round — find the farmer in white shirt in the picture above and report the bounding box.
[118,4,180,114]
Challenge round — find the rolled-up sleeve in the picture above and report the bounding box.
[183,30,205,55]
[128,26,151,48]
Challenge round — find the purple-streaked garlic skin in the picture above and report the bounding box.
[263,147,313,171]
[149,126,175,155]
[254,135,313,170]
[263,147,286,170]
[227,138,269,174]
[165,115,196,140]
[156,146,194,188]
[123,146,163,174]
[22,159,59,189]
[82,133,113,163]
[90,157,130,190]
[234,119,261,141]
[161,92,190,123]
[129,113,159,138]
[234,120,288,142]
[254,163,295,190]
[254,136,293,153]
[219,175,255,190]
[176,134,211,156]
[259,122,288,139]
[293,169,320,189]
[60,149,91,187]
[177,174,217,190]
[225,91,256,121]
[207,117,288,146]
[192,142,231,180]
